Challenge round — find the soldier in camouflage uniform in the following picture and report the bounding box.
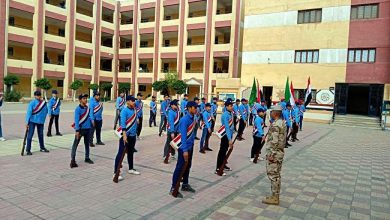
[262,105,287,205]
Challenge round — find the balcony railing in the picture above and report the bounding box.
[44,59,64,65]
[119,67,131,72]
[8,22,33,30]
[46,0,66,9]
[161,68,177,73]
[186,69,203,73]
[139,68,152,73]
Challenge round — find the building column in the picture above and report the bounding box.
[93,0,102,85]
[65,0,76,99]
[232,0,242,79]
[113,1,120,98]
[177,0,186,80]
[34,0,45,94]
[0,0,8,93]
[204,0,214,99]
[152,0,162,96]
[131,0,139,94]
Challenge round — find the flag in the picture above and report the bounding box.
[304,77,312,107]
[284,77,290,104]
[249,78,257,106]
[256,79,262,103]
[290,81,295,106]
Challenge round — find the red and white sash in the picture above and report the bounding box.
[32,100,46,115]
[216,117,234,139]
[170,120,196,150]
[119,98,125,108]
[167,110,180,130]
[114,111,137,138]
[94,102,103,114]
[52,98,60,111]
[71,106,90,128]
[200,115,212,129]
[136,101,143,112]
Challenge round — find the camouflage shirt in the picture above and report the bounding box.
[266,118,287,153]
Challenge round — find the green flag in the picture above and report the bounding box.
[284,77,290,103]
[249,78,257,106]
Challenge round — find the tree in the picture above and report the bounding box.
[152,72,187,96]
[172,80,187,94]
[152,80,169,96]
[34,78,52,100]
[118,83,131,95]
[4,74,20,93]
[70,80,84,101]
[100,82,113,101]
[89,83,99,91]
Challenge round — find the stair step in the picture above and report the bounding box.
[331,123,382,130]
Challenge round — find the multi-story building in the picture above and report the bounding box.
[0,0,241,100]
[240,0,390,117]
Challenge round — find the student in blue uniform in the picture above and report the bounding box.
[159,95,169,136]
[260,100,268,127]
[216,99,235,176]
[113,96,140,181]
[288,102,300,142]
[251,101,261,126]
[193,97,201,140]
[170,101,198,198]
[25,91,49,155]
[47,90,62,137]
[70,94,94,168]
[180,94,189,117]
[114,92,125,130]
[211,97,218,131]
[163,100,180,163]
[237,98,248,141]
[149,96,157,127]
[200,97,206,114]
[299,101,306,131]
[89,91,104,146]
[233,99,240,131]
[283,103,292,147]
[199,103,213,153]
[250,109,265,162]
[135,93,144,140]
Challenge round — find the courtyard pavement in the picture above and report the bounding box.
[0,103,389,220]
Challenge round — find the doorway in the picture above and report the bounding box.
[263,86,273,108]
[347,85,369,115]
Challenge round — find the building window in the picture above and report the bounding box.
[58,28,65,37]
[297,9,322,24]
[8,47,14,57]
[45,25,48,33]
[348,49,376,63]
[57,80,64,87]
[186,63,191,71]
[295,50,319,63]
[140,41,148,48]
[9,17,15,26]
[351,4,379,20]
[58,55,64,65]
[138,85,146,92]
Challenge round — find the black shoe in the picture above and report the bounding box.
[90,143,95,147]
[195,137,200,140]
[159,133,162,137]
[26,151,32,156]
[96,142,105,145]
[224,165,232,171]
[295,138,300,141]
[84,158,94,164]
[205,148,213,151]
[291,139,296,142]
[286,142,292,146]
[181,184,196,193]
[133,148,138,153]
[285,146,289,148]
[40,148,50,153]
[170,190,183,198]
[70,160,78,168]
[47,133,52,137]
[199,149,206,154]
[56,133,62,136]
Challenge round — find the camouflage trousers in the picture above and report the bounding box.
[266,151,284,194]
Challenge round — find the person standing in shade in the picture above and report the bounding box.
[211,97,218,132]
[135,93,144,140]
[193,97,201,140]
[216,99,235,176]
[260,100,268,127]
[149,96,157,127]
[200,98,206,114]
[283,103,292,147]
[170,101,198,198]
[114,92,125,130]
[70,94,94,168]
[0,92,5,141]
[180,94,189,117]
[237,98,248,141]
[113,96,140,181]
[47,90,62,137]
[199,103,213,153]
[262,105,287,205]
[299,100,306,131]
[163,100,180,163]
[25,91,49,155]
[89,91,104,146]
[233,99,240,131]
[251,101,261,126]
[250,109,265,162]
[159,95,169,136]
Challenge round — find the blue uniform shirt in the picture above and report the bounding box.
[279,101,287,110]
[221,111,234,141]
[253,116,264,137]
[211,103,218,117]
[48,97,61,115]
[202,110,212,129]
[160,100,168,115]
[260,104,268,112]
[74,104,92,131]
[200,102,206,113]
[116,96,125,111]
[251,103,261,115]
[233,104,239,116]
[90,99,103,121]
[299,105,306,117]
[179,113,196,152]
[135,100,143,117]
[120,106,138,137]
[150,101,157,114]
[181,99,188,114]
[26,99,48,124]
[239,104,248,121]
[293,106,300,123]
[282,109,292,128]
[167,108,180,133]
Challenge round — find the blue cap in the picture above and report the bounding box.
[235,99,240,102]
[170,99,179,106]
[193,97,200,101]
[225,100,233,106]
[213,97,218,101]
[34,91,41,96]
[78,94,88,100]
[186,101,199,108]
[137,93,143,97]
[52,90,58,94]
[261,99,265,102]
[241,98,247,102]
[257,108,265,113]
[126,95,136,101]
[205,103,212,107]
[93,91,100,96]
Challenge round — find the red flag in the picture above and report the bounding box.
[256,79,262,103]
[290,81,295,106]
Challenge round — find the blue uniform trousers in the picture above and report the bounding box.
[114,136,136,173]
[171,147,193,189]
[26,122,45,152]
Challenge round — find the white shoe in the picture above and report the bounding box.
[113,174,124,181]
[171,154,176,160]
[250,158,254,162]
[215,170,227,176]
[0,137,6,141]
[128,169,140,175]
[137,136,142,140]
[259,157,265,161]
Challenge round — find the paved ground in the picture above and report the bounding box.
[0,103,390,220]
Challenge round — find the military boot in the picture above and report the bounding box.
[262,193,279,205]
